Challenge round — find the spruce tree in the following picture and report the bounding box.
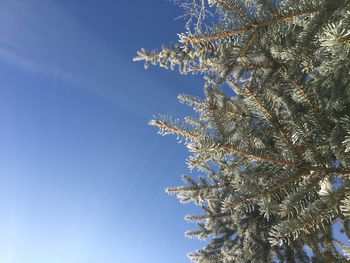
[135,0,350,262]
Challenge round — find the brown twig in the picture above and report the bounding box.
[182,6,326,44]
[150,119,350,174]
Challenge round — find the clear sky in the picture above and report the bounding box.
[0,1,206,262]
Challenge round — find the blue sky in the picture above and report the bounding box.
[0,1,206,262]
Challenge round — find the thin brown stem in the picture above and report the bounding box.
[183,6,326,44]
[149,120,197,140]
[239,31,257,57]
[223,143,350,174]
[243,85,298,154]
[282,71,332,126]
[151,119,350,174]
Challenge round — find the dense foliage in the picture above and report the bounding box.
[135,0,350,262]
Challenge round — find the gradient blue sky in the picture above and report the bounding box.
[0,1,206,262]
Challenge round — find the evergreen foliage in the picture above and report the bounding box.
[135,0,350,262]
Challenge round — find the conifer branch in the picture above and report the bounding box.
[182,6,327,44]
[269,195,343,246]
[187,60,271,73]
[259,49,333,131]
[223,143,350,174]
[213,0,253,22]
[223,143,299,167]
[188,66,212,72]
[152,118,350,174]
[178,94,204,108]
[282,71,332,126]
[185,211,231,221]
[239,30,256,57]
[182,25,251,45]
[243,85,274,120]
[166,184,222,193]
[243,85,299,154]
[223,170,316,210]
[149,119,197,141]
[280,188,319,219]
